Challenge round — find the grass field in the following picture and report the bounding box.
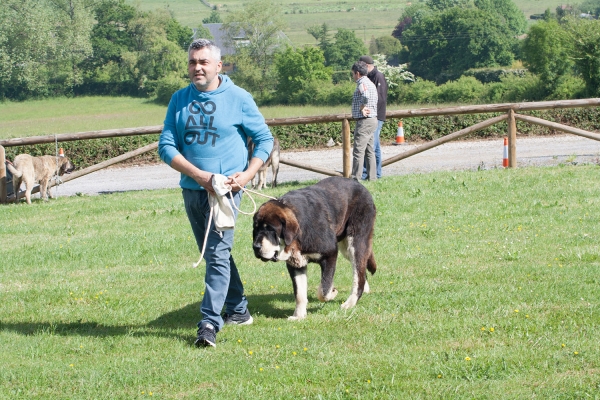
[129,0,567,46]
[1,166,599,398]
[0,96,363,139]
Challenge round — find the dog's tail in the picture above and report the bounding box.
[367,252,377,275]
[6,163,22,178]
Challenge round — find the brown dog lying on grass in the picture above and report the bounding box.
[7,154,75,204]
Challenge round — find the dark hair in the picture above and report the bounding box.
[188,38,221,61]
[351,61,368,76]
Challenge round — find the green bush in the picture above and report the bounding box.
[152,73,188,105]
[432,76,486,103]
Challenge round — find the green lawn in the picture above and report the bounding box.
[0,96,357,139]
[1,165,599,398]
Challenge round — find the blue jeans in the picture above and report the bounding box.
[183,189,247,333]
[363,120,383,179]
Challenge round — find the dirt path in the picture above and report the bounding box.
[49,135,600,198]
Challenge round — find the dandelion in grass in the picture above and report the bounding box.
[514,309,519,313]
[489,327,494,332]
[574,351,579,355]
[259,368,264,372]
[304,347,308,351]
[238,339,242,343]
[292,351,297,356]
[367,380,371,384]
[481,327,486,331]
[437,374,442,379]
[465,357,471,361]
[276,345,280,349]
[248,350,253,355]
[276,366,280,369]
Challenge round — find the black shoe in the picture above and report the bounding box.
[194,321,216,347]
[223,309,254,325]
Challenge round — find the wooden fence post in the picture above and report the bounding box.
[342,119,351,178]
[0,145,6,204]
[508,109,517,168]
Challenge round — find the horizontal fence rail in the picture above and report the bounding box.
[2,99,600,148]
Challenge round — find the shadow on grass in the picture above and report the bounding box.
[0,293,320,342]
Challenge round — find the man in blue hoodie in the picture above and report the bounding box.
[159,39,274,347]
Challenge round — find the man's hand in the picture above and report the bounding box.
[226,171,253,192]
[361,107,370,117]
[226,156,264,191]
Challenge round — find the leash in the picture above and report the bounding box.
[192,177,277,268]
[53,135,61,198]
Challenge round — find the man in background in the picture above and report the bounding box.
[359,55,388,180]
[350,60,378,181]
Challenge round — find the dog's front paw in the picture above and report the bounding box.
[341,295,358,310]
[317,285,338,302]
[288,308,307,320]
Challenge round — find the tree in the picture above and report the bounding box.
[565,18,600,96]
[521,19,573,93]
[323,28,368,70]
[0,0,58,99]
[402,7,516,82]
[47,0,95,92]
[274,46,332,103]
[392,3,432,40]
[369,36,404,64]
[202,10,222,24]
[222,0,287,97]
[474,0,527,35]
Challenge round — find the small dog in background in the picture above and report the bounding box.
[248,137,280,190]
[7,153,75,204]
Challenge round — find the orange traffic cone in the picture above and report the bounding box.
[59,148,65,157]
[502,137,508,168]
[394,120,405,145]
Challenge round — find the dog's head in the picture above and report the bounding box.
[252,200,300,262]
[59,157,75,175]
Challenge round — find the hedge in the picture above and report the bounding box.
[5,107,600,169]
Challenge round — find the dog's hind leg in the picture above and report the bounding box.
[271,155,279,188]
[340,236,368,310]
[40,179,50,201]
[287,264,308,320]
[317,255,338,302]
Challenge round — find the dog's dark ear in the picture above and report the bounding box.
[281,213,300,246]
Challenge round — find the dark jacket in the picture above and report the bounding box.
[367,67,388,122]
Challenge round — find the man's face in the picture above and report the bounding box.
[188,47,222,91]
[366,63,374,73]
[351,70,360,82]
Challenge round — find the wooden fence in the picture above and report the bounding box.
[2,98,600,203]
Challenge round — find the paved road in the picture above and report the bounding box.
[45,135,600,198]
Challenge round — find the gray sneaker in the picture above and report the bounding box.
[223,309,254,325]
[194,321,216,347]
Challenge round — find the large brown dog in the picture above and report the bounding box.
[248,137,280,190]
[252,176,377,320]
[7,154,75,204]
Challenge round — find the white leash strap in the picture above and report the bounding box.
[192,176,277,268]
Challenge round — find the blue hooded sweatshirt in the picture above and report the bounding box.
[158,75,274,190]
